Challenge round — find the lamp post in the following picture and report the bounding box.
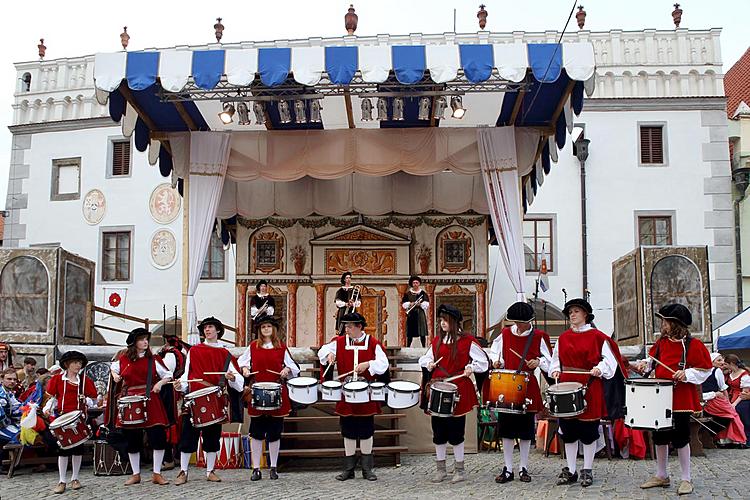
[574,135,590,298]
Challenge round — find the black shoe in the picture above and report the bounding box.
[495,467,514,484]
[361,454,377,481]
[519,467,531,483]
[336,455,358,481]
[269,467,278,480]
[556,467,578,486]
[251,469,262,481]
[580,469,593,487]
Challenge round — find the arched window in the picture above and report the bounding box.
[21,73,31,92]
[650,255,703,334]
[0,257,49,331]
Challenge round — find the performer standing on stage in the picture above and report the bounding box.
[110,328,173,486]
[175,317,244,485]
[157,331,188,470]
[419,304,488,484]
[43,351,97,494]
[250,280,276,323]
[318,312,389,481]
[402,276,430,348]
[335,272,360,335]
[635,304,712,496]
[489,301,551,484]
[549,298,623,488]
[238,316,299,481]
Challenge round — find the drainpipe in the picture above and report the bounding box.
[732,166,749,310]
[575,136,591,297]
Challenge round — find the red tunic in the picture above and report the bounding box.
[247,341,291,417]
[186,343,237,393]
[47,373,98,414]
[648,337,712,412]
[431,335,479,417]
[557,328,610,421]
[499,327,546,413]
[330,335,384,417]
[726,370,749,403]
[116,354,169,427]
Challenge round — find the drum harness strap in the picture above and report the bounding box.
[122,356,156,401]
[219,353,233,391]
[59,370,88,415]
[514,329,536,375]
[645,335,692,379]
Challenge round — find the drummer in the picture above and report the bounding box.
[419,304,488,484]
[238,316,299,481]
[110,328,173,486]
[489,301,551,484]
[549,298,623,488]
[175,317,244,485]
[43,350,97,494]
[318,312,389,481]
[634,304,712,496]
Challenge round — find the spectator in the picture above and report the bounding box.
[0,343,13,372]
[724,354,750,447]
[17,357,38,396]
[0,368,22,446]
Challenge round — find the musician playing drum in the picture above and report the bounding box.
[633,304,712,496]
[334,272,360,335]
[489,301,551,484]
[549,298,622,488]
[250,279,275,324]
[401,275,430,348]
[110,328,173,486]
[175,317,244,485]
[318,312,389,481]
[43,351,97,494]
[157,331,188,470]
[419,304,488,484]
[238,315,300,481]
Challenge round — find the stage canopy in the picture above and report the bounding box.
[92,33,595,340]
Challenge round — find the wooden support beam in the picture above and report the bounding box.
[429,96,437,127]
[508,90,526,126]
[550,79,577,127]
[344,89,355,129]
[173,101,198,131]
[118,83,160,131]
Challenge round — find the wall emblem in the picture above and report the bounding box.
[82,189,106,225]
[150,229,178,269]
[149,183,181,224]
[325,249,396,275]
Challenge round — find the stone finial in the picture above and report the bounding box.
[576,5,586,30]
[38,38,46,59]
[477,4,488,30]
[120,26,130,51]
[214,17,225,43]
[345,5,358,35]
[672,3,683,28]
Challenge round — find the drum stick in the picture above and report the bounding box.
[444,374,467,383]
[337,370,355,380]
[648,356,676,375]
[433,356,444,366]
[266,369,283,376]
[562,369,595,375]
[508,348,524,359]
[691,415,717,435]
[322,362,334,378]
[203,372,230,375]
[243,371,259,377]
[173,379,203,384]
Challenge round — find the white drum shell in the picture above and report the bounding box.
[287,376,319,405]
[343,381,370,404]
[386,380,421,409]
[624,379,674,430]
[321,381,343,401]
[369,382,386,402]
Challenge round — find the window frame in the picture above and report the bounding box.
[635,211,676,246]
[99,226,134,283]
[637,122,669,167]
[107,137,132,178]
[50,157,81,201]
[201,232,226,281]
[523,215,556,275]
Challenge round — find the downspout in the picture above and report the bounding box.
[732,165,749,311]
[575,137,591,297]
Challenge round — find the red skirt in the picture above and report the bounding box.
[704,396,748,444]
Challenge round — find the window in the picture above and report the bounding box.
[51,157,81,201]
[201,232,225,280]
[638,216,673,245]
[102,231,132,281]
[523,218,553,272]
[0,257,49,332]
[110,140,131,176]
[639,125,665,165]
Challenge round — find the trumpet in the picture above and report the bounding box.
[405,295,424,315]
[338,285,361,335]
[252,300,269,320]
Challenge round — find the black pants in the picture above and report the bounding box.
[652,412,691,449]
[497,412,536,441]
[407,336,426,348]
[340,416,375,440]
[558,419,600,445]
[178,415,222,453]
[249,416,284,442]
[121,426,168,454]
[431,415,466,446]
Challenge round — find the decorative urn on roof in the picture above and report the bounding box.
[672,3,683,28]
[345,5,358,35]
[576,5,587,30]
[477,4,488,30]
[214,17,225,43]
[120,27,130,51]
[38,38,46,60]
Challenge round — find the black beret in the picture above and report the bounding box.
[126,327,151,346]
[563,298,595,322]
[59,350,88,369]
[408,275,422,286]
[340,272,352,285]
[255,279,268,292]
[656,303,692,327]
[437,304,463,323]
[255,315,279,329]
[506,302,535,323]
[198,316,225,338]
[340,312,367,328]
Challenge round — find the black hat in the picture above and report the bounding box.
[340,271,352,285]
[341,312,367,328]
[126,327,151,346]
[437,304,463,323]
[506,302,535,323]
[59,350,88,369]
[255,279,268,292]
[656,303,692,327]
[563,298,595,322]
[198,316,225,338]
[409,275,422,286]
[255,315,279,329]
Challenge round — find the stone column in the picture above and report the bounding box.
[287,283,298,347]
[476,282,487,339]
[236,282,248,346]
[314,283,327,346]
[424,283,436,343]
[396,284,408,346]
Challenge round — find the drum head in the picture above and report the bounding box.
[344,381,368,391]
[322,381,342,389]
[288,376,318,388]
[626,378,673,386]
[388,380,420,392]
[370,382,385,389]
[431,381,458,392]
[50,411,82,428]
[253,382,281,390]
[119,395,146,403]
[549,382,583,393]
[186,386,219,399]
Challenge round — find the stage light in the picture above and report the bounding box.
[253,101,266,125]
[450,95,465,119]
[278,100,292,123]
[376,97,388,121]
[218,103,235,124]
[237,102,250,125]
[418,97,431,120]
[361,98,373,121]
[294,100,308,123]
[433,96,447,120]
[310,99,322,123]
[392,97,404,121]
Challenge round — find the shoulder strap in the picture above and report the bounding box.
[219,352,232,389]
[645,338,661,378]
[145,356,155,399]
[679,335,692,369]
[515,329,536,374]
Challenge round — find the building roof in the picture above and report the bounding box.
[725,47,750,119]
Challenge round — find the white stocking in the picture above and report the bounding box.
[205,452,216,474]
[435,443,447,461]
[519,439,531,470]
[180,452,191,473]
[153,449,165,474]
[565,441,579,474]
[128,453,141,475]
[360,437,373,454]
[343,437,357,457]
[502,438,514,470]
[71,455,82,481]
[453,442,465,462]
[655,444,669,479]
[582,442,597,470]
[251,438,263,469]
[58,456,69,483]
[268,440,280,467]
[677,445,691,481]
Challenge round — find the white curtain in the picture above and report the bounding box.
[186,132,232,344]
[477,126,527,301]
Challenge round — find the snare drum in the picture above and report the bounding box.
[343,380,370,404]
[428,381,460,417]
[544,382,587,418]
[321,380,343,401]
[369,382,386,402]
[251,382,283,411]
[49,410,91,449]
[386,380,421,409]
[117,395,148,425]
[624,378,674,430]
[486,369,530,414]
[287,376,319,405]
[184,386,227,427]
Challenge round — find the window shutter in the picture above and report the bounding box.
[112,141,131,176]
[640,126,664,164]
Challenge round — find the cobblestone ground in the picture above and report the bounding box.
[2,448,748,499]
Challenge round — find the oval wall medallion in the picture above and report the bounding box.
[149,183,181,224]
[82,189,106,225]
[150,228,178,269]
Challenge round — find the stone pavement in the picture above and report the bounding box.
[2,448,748,499]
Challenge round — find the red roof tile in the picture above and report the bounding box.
[726,47,750,118]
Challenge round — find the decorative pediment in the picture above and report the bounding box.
[311,224,409,244]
